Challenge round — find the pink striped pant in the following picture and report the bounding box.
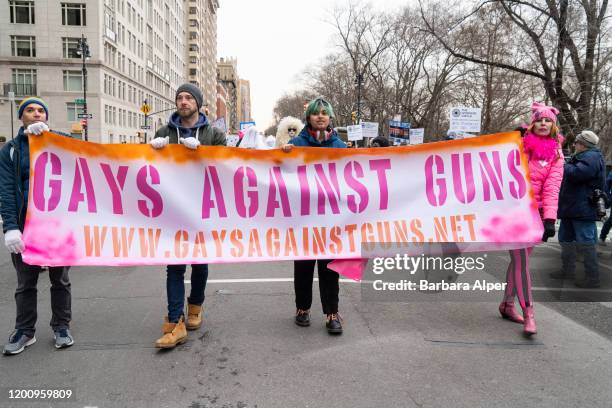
[503,247,534,309]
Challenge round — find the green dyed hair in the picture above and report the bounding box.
[305,97,334,122]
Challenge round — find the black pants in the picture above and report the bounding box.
[12,254,71,337]
[294,259,339,314]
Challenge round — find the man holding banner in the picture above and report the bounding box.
[0,98,74,355]
[150,84,226,348]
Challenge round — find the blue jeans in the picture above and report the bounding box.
[166,264,208,322]
[558,219,597,244]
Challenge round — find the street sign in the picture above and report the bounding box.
[8,92,15,102]
[449,107,481,133]
[77,113,93,119]
[140,125,151,129]
[140,103,151,115]
[74,98,85,105]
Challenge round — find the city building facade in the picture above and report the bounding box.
[186,0,219,119]
[0,0,188,143]
[217,56,238,132]
[237,78,251,125]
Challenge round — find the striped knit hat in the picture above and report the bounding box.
[18,97,49,120]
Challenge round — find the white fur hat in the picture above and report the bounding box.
[276,116,304,147]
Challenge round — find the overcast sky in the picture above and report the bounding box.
[217,0,409,130]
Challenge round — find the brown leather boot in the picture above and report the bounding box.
[186,304,203,330]
[155,317,187,348]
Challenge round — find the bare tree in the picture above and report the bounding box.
[271,90,316,125]
[331,1,393,122]
[420,0,611,142]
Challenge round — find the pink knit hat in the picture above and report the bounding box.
[530,101,559,124]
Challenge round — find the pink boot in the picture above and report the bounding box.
[523,306,537,335]
[499,301,524,324]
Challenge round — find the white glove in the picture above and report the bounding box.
[5,230,25,254]
[150,136,169,149]
[180,137,200,150]
[25,122,49,136]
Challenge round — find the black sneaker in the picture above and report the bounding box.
[549,271,574,280]
[574,280,601,289]
[295,309,310,327]
[325,313,343,335]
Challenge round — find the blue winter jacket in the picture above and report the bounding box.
[288,126,347,148]
[0,127,70,232]
[557,147,606,221]
[0,127,34,232]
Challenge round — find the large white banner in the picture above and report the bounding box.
[22,132,542,266]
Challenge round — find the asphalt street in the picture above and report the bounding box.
[0,239,610,408]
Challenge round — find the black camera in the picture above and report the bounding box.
[590,189,608,219]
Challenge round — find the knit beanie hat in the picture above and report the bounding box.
[575,130,599,147]
[175,83,203,110]
[18,97,49,120]
[530,101,559,124]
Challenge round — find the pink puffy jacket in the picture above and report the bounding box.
[524,133,565,220]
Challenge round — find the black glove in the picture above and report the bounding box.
[542,219,556,242]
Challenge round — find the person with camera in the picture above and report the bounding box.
[553,130,605,288]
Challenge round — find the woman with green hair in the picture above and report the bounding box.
[282,97,347,334]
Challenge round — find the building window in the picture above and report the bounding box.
[10,35,36,57]
[9,0,35,24]
[66,102,82,121]
[63,70,83,91]
[11,68,36,95]
[62,37,80,58]
[61,3,86,26]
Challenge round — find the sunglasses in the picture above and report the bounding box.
[288,128,297,132]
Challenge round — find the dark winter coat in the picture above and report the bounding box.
[0,127,68,232]
[557,147,606,221]
[154,112,226,146]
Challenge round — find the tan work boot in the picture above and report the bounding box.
[155,317,187,349]
[186,304,203,330]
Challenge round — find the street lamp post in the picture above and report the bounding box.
[355,72,364,124]
[75,35,91,141]
[8,91,15,140]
